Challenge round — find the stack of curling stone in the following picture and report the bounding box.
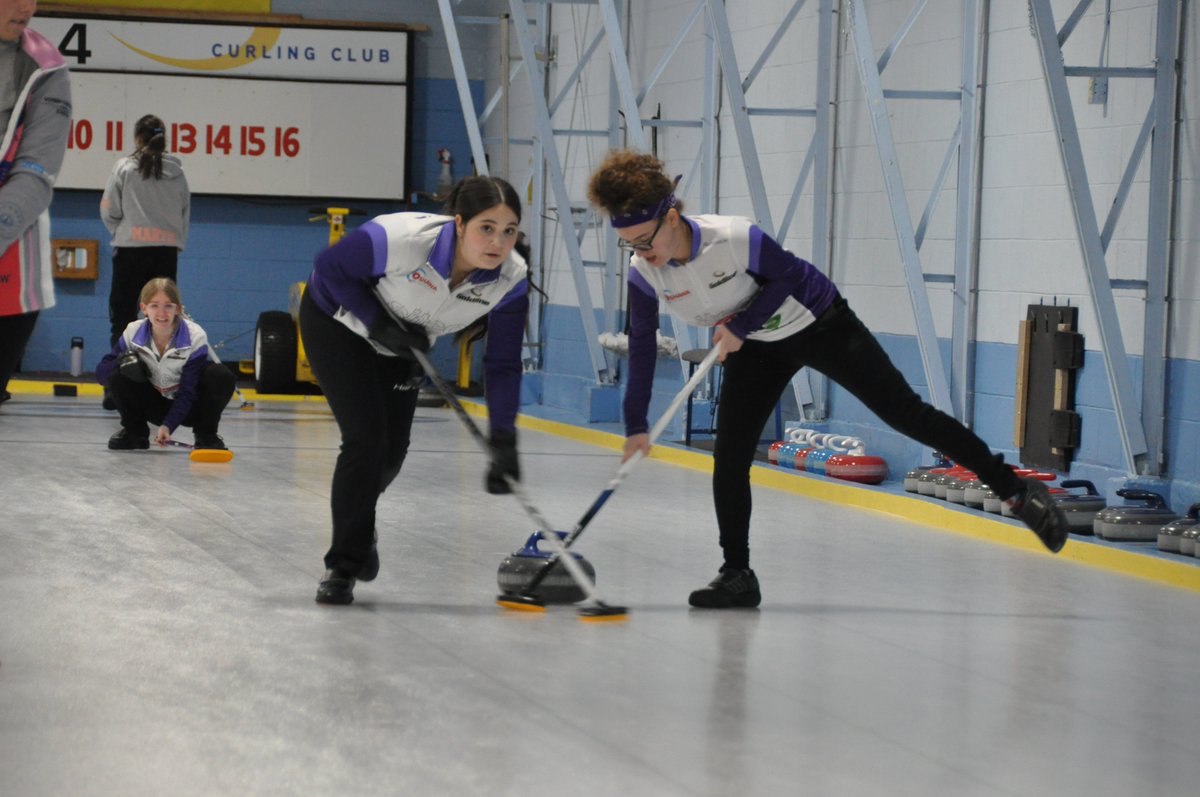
[497,530,596,604]
[1093,489,1180,542]
[960,474,988,508]
[944,471,976,504]
[768,441,815,470]
[935,467,973,500]
[1179,524,1200,558]
[904,451,953,492]
[1157,503,1199,555]
[904,466,936,492]
[1051,480,1107,534]
[915,468,948,496]
[906,463,1057,516]
[826,452,888,484]
[769,429,888,485]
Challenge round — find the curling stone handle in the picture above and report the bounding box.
[519,531,568,557]
[1115,488,1166,508]
[1060,479,1098,495]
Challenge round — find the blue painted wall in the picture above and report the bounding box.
[26,77,482,376]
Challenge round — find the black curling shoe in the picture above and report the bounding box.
[688,567,762,609]
[193,432,227,450]
[1010,477,1070,554]
[108,428,149,450]
[358,546,380,583]
[315,569,356,605]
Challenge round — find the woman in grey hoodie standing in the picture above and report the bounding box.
[100,113,190,349]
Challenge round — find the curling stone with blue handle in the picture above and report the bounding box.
[497,531,597,604]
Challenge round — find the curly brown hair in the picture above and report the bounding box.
[586,149,684,217]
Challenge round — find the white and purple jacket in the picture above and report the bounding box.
[96,318,212,432]
[307,212,529,435]
[0,28,71,317]
[623,214,838,435]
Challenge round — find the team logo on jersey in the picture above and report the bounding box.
[407,268,438,292]
[664,289,692,303]
[763,314,782,331]
[708,271,735,289]
[453,288,492,306]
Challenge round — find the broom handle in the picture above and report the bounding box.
[408,346,607,606]
[522,346,721,597]
[568,345,720,545]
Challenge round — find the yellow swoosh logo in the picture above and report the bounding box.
[111,27,283,71]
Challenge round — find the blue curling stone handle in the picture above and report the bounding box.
[515,530,584,560]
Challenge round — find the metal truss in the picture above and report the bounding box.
[1027,0,1181,476]
[438,0,838,414]
[843,0,986,422]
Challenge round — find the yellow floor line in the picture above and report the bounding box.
[9,379,327,403]
[504,407,1200,596]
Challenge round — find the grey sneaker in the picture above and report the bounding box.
[688,567,761,608]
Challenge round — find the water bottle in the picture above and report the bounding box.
[69,336,84,377]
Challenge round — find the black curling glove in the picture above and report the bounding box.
[367,314,429,360]
[486,429,519,494]
[118,350,148,383]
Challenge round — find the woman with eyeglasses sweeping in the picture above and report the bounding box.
[587,149,1069,609]
[299,176,530,606]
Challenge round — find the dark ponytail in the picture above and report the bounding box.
[133,114,167,180]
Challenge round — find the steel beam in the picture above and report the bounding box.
[1027,0,1151,474]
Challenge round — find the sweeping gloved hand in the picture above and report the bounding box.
[486,430,520,494]
[367,315,429,360]
[117,350,148,383]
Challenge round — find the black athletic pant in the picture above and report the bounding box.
[106,362,235,435]
[299,290,422,575]
[109,246,178,347]
[713,297,1023,570]
[0,311,38,397]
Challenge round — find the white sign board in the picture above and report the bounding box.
[36,15,409,199]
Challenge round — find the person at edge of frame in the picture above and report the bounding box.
[586,148,1070,610]
[299,175,531,606]
[0,0,71,407]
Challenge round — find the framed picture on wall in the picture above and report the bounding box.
[52,239,99,281]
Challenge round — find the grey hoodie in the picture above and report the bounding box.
[99,152,190,250]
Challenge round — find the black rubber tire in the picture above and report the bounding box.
[254,311,297,394]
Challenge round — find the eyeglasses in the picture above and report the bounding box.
[618,214,666,253]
